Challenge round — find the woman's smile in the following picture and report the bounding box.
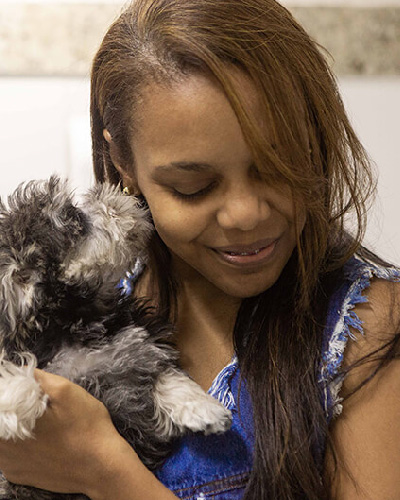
[210,237,279,267]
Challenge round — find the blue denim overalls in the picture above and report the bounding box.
[120,255,400,499]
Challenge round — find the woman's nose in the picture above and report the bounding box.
[216,185,271,231]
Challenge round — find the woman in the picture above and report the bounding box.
[0,0,399,498]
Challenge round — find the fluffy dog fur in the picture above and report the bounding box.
[0,177,231,500]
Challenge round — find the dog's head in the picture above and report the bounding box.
[0,176,153,348]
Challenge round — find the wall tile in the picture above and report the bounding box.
[0,4,399,76]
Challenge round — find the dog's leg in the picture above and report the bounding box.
[153,368,232,439]
[0,352,48,441]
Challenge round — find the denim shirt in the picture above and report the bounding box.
[119,255,400,499]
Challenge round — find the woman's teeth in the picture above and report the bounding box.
[225,249,261,256]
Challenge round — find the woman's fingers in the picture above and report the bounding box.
[0,370,121,495]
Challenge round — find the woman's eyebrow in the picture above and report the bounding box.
[153,161,216,174]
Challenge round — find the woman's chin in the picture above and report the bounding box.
[212,275,278,299]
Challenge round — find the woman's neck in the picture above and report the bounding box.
[176,277,241,335]
[171,260,242,390]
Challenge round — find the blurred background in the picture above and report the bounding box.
[0,0,399,263]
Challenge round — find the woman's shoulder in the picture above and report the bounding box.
[319,253,400,419]
[324,258,400,498]
[340,263,400,396]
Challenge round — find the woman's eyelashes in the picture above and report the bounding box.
[170,182,217,201]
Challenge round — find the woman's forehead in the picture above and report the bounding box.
[130,72,264,168]
[129,66,309,180]
[133,70,269,142]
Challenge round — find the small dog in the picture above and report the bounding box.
[0,177,231,500]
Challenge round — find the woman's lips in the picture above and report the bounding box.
[211,238,279,266]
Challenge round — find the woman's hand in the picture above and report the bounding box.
[0,370,177,500]
[0,370,132,496]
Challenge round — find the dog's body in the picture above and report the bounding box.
[0,177,231,500]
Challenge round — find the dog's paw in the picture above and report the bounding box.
[183,391,233,436]
[0,352,48,440]
[154,369,232,438]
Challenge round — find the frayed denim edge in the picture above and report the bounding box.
[321,255,400,419]
[208,355,238,410]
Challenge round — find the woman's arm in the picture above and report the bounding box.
[0,370,177,500]
[325,279,400,500]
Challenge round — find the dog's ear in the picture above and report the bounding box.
[63,182,153,282]
[0,176,88,345]
[0,189,42,343]
[0,249,43,344]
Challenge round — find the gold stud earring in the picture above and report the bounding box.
[103,129,112,142]
[122,186,131,196]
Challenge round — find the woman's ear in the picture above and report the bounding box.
[103,129,141,195]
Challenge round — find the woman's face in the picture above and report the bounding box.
[122,72,306,299]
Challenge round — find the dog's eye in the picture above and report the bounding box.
[13,268,33,285]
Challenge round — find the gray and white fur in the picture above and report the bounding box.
[0,177,231,500]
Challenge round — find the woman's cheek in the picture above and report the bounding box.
[149,205,201,247]
[148,196,210,239]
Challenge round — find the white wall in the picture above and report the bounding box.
[2,0,400,4]
[0,76,399,264]
[338,78,400,264]
[285,0,400,5]
[0,78,93,194]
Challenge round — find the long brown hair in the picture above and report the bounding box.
[90,1,390,498]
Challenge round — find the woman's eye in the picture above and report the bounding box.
[171,182,216,201]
